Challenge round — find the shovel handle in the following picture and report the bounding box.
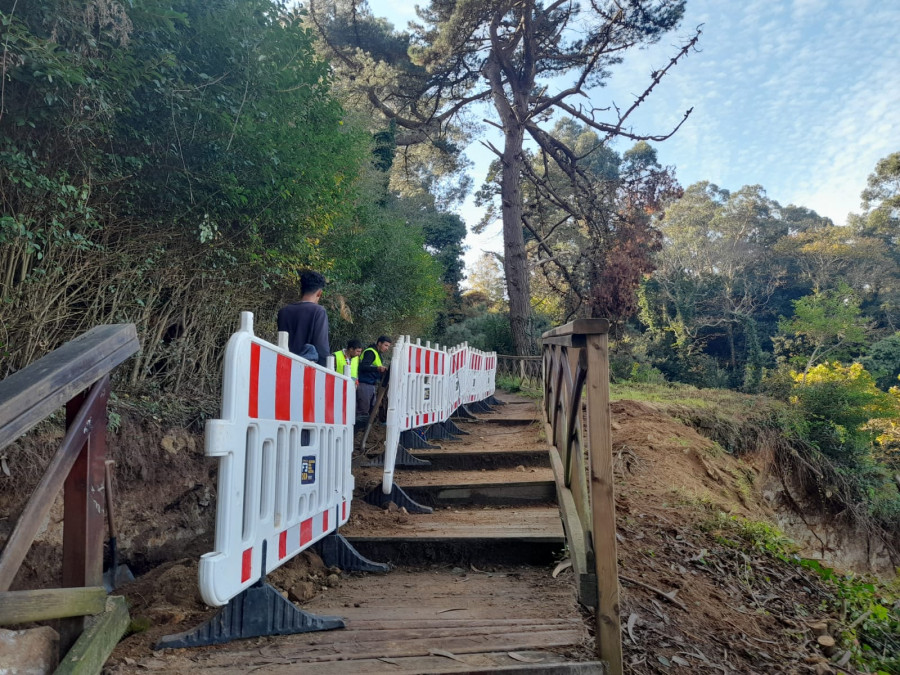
[104,460,117,540]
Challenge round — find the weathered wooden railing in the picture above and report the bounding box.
[542,319,622,674]
[0,325,139,670]
[496,354,542,388]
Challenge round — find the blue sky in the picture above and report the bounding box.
[366,0,900,273]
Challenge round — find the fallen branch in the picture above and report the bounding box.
[619,574,688,612]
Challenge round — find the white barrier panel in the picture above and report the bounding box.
[199,312,355,607]
[459,347,497,404]
[446,343,467,418]
[382,337,449,493]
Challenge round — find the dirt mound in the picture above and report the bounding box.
[611,399,770,520]
[111,549,344,660]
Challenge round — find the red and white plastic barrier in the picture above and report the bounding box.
[462,347,496,403]
[382,336,448,492]
[199,312,355,607]
[382,336,496,493]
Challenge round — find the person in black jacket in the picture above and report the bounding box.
[356,335,392,418]
[276,270,329,366]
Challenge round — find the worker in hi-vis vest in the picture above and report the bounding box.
[356,335,392,418]
[333,339,362,381]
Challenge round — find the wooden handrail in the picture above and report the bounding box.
[541,318,622,674]
[0,324,139,658]
[0,324,139,452]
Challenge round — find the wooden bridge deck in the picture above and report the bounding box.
[111,393,603,674]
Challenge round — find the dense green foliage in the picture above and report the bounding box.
[0,0,452,401]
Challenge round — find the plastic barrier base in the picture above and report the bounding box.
[468,400,494,414]
[313,533,390,573]
[155,581,344,649]
[441,419,469,436]
[486,395,506,406]
[424,423,458,441]
[362,445,431,468]
[364,483,433,514]
[400,429,439,450]
[452,405,478,420]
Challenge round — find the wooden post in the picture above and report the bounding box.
[584,329,622,674]
[60,379,110,653]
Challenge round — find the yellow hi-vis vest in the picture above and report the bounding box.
[333,350,359,379]
[362,347,383,369]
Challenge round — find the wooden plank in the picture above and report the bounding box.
[541,319,609,340]
[405,480,557,506]
[133,651,603,674]
[584,332,623,675]
[0,378,110,592]
[0,587,106,625]
[56,595,130,675]
[547,446,596,609]
[0,324,138,452]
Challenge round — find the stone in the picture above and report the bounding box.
[0,626,59,674]
[325,574,341,588]
[288,581,317,603]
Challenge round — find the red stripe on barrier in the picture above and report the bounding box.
[323,509,329,532]
[303,367,316,422]
[341,380,347,425]
[325,375,335,424]
[275,355,292,421]
[342,501,347,520]
[433,352,438,374]
[241,547,252,582]
[425,350,430,374]
[300,518,312,546]
[279,530,287,559]
[249,343,260,418]
[416,348,422,374]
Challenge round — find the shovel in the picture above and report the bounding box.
[102,460,134,591]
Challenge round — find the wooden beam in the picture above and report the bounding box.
[0,324,138,452]
[547,446,597,609]
[0,378,110,592]
[0,587,106,625]
[541,319,610,340]
[60,382,109,653]
[55,596,130,675]
[584,332,623,674]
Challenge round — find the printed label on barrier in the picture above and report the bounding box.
[301,456,316,484]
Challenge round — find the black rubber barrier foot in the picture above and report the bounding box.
[424,423,457,441]
[486,395,506,406]
[441,419,469,435]
[362,444,431,468]
[451,405,478,420]
[469,400,493,414]
[364,483,433,514]
[313,533,390,573]
[155,581,344,649]
[400,429,439,450]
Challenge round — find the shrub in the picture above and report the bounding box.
[790,362,900,461]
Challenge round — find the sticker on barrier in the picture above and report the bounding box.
[198,312,355,607]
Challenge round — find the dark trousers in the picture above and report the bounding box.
[357,382,376,417]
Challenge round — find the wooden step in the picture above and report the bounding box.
[408,448,550,470]
[405,480,557,506]
[343,506,565,565]
[119,568,599,673]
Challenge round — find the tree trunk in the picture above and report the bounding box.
[500,125,533,355]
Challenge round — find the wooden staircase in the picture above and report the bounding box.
[125,392,605,673]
